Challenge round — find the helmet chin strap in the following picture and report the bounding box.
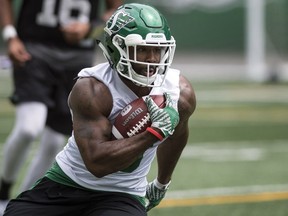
[129,65,157,87]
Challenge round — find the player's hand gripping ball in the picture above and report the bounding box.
[145,92,179,139]
[112,95,166,139]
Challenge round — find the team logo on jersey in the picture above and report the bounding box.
[105,10,134,35]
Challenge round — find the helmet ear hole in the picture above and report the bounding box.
[114,36,125,47]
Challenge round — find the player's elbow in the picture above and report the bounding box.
[93,171,107,178]
[85,156,118,178]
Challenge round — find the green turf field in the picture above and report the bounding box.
[1,71,288,216]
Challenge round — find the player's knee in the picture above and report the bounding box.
[18,127,42,141]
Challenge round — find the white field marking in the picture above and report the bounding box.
[196,88,288,104]
[165,184,288,199]
[182,140,288,161]
[182,146,264,161]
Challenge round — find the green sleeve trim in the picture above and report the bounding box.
[45,161,83,189]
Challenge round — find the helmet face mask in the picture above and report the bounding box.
[101,3,176,87]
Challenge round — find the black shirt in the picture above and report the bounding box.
[17,0,101,49]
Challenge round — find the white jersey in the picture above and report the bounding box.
[56,62,180,197]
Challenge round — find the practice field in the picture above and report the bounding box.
[1,71,288,216]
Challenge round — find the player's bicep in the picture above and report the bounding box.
[165,75,195,140]
[178,75,196,120]
[68,77,113,142]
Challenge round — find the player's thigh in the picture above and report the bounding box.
[87,193,147,216]
[46,75,74,135]
[4,178,88,216]
[89,207,147,216]
[11,57,54,106]
[45,66,78,135]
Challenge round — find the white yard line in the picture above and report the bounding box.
[196,89,288,104]
[166,184,288,199]
[182,139,288,161]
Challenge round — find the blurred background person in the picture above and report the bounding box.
[0,0,122,214]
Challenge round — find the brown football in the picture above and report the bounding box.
[112,95,166,139]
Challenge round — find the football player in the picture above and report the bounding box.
[2,3,196,216]
[0,0,122,214]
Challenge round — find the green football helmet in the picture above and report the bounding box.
[100,3,176,87]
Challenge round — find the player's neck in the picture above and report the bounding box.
[121,76,152,97]
[133,86,151,97]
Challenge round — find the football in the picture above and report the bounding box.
[112,95,166,139]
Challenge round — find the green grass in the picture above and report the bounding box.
[151,200,288,216]
[1,72,288,216]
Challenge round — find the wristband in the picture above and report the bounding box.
[146,127,164,141]
[2,25,17,41]
[154,178,171,190]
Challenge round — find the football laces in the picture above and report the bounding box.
[127,113,150,137]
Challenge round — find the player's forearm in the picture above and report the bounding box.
[1,0,18,42]
[80,131,158,178]
[156,126,189,184]
[0,0,14,27]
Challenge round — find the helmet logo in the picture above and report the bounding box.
[105,11,134,35]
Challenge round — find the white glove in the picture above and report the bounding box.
[145,179,171,211]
